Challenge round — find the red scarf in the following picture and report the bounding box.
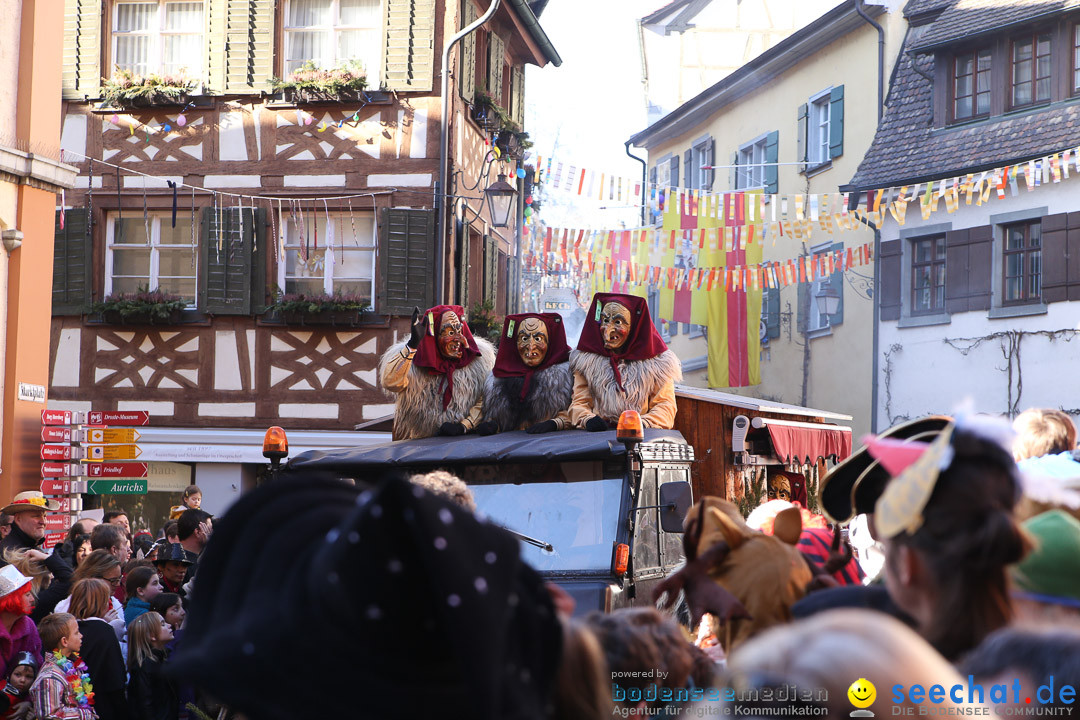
[492,313,571,401]
[412,305,481,410]
[575,293,668,392]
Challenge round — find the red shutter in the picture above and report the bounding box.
[944,228,971,314]
[879,239,902,321]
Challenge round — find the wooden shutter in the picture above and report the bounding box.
[796,273,809,332]
[460,0,477,102]
[456,220,470,308]
[669,155,679,189]
[829,85,845,159]
[828,241,844,326]
[483,234,498,304]
[944,228,971,313]
[250,208,268,312]
[63,0,102,99]
[729,151,738,190]
[198,207,257,314]
[511,67,525,125]
[383,0,437,92]
[764,131,779,194]
[683,149,693,189]
[967,225,993,310]
[53,209,93,315]
[507,255,521,313]
[377,208,436,315]
[796,103,808,170]
[765,286,780,339]
[878,239,902,321]
[487,33,505,102]
[208,0,273,92]
[1041,212,1080,303]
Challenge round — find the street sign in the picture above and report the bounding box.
[41,427,72,443]
[40,479,71,494]
[44,515,69,533]
[87,411,150,426]
[43,533,64,551]
[86,462,148,478]
[50,498,74,514]
[85,479,147,495]
[85,444,142,461]
[86,428,140,444]
[41,462,76,478]
[41,409,81,426]
[40,445,82,461]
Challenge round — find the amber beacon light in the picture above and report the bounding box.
[263,426,289,461]
[616,410,644,444]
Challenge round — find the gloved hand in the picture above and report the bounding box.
[438,422,467,437]
[407,306,425,349]
[584,416,609,432]
[526,420,558,434]
[474,421,499,436]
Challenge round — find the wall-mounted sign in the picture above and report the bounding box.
[18,383,46,403]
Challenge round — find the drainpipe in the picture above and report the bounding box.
[855,0,885,120]
[436,0,501,304]
[625,141,647,226]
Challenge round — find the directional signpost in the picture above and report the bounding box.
[88,411,150,426]
[87,428,140,444]
[85,444,142,461]
[85,480,147,495]
[87,463,148,478]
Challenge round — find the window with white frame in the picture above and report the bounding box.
[279,212,376,302]
[112,1,205,78]
[106,213,198,303]
[690,139,713,191]
[808,90,831,166]
[736,136,768,189]
[805,242,832,333]
[284,0,382,79]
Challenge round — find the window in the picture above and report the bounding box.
[105,214,198,304]
[1011,32,1052,107]
[112,1,205,77]
[803,241,844,333]
[279,212,376,302]
[736,137,767,189]
[910,235,947,315]
[1002,220,1041,304]
[690,139,713,191]
[284,0,382,78]
[953,48,991,120]
[1073,24,1080,93]
[808,90,831,166]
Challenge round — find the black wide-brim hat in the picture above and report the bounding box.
[168,472,562,720]
[819,415,952,523]
[152,542,193,565]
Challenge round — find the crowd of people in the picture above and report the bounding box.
[0,485,207,720]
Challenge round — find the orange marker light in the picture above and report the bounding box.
[263,426,289,460]
[614,543,630,576]
[616,410,644,443]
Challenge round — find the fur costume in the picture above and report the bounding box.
[482,364,573,432]
[568,348,681,429]
[379,338,495,441]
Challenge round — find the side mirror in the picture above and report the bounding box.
[658,481,692,533]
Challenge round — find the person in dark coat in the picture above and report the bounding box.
[127,612,179,720]
[67,578,128,720]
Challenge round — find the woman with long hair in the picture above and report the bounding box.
[68,578,129,720]
[51,551,126,640]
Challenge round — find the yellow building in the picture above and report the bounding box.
[628,0,906,436]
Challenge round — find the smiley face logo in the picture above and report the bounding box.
[848,678,877,713]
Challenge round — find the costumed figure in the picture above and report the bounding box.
[476,313,572,435]
[379,305,495,441]
[569,293,681,431]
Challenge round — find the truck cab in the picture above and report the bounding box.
[284,426,693,616]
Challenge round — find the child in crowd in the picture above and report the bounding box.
[148,595,184,646]
[0,651,38,719]
[124,567,163,626]
[168,487,202,522]
[126,613,178,720]
[29,613,96,720]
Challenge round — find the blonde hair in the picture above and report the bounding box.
[2,548,50,596]
[68,578,112,620]
[409,471,476,512]
[128,612,165,672]
[1013,408,1078,461]
[39,613,76,653]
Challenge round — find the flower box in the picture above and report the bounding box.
[279,309,368,327]
[279,87,368,105]
[96,308,185,326]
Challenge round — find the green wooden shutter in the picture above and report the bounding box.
[796,103,808,170]
[63,0,102,99]
[53,209,93,315]
[764,130,779,194]
[507,255,521,313]
[765,286,780,339]
[250,207,268,313]
[511,67,525,125]
[198,207,252,314]
[208,0,275,93]
[483,234,498,304]
[487,33,505,102]
[383,0,437,92]
[460,0,477,102]
[829,85,845,159]
[828,241,844,326]
[377,208,436,315]
[456,220,470,308]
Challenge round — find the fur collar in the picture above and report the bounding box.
[570,349,681,421]
[482,362,572,431]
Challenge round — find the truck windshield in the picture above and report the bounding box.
[460,461,622,573]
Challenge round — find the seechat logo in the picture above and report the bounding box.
[891,677,1076,716]
[849,678,877,717]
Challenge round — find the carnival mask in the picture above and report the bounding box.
[516,318,549,368]
[767,475,792,502]
[438,311,465,360]
[600,302,632,352]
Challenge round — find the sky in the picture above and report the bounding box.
[524,0,661,230]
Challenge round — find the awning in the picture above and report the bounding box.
[751,417,852,464]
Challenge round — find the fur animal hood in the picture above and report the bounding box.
[482,362,572,432]
[380,338,495,441]
[570,348,681,421]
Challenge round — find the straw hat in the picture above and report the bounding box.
[1,491,59,515]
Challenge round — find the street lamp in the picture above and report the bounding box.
[484,174,517,228]
[814,285,841,316]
